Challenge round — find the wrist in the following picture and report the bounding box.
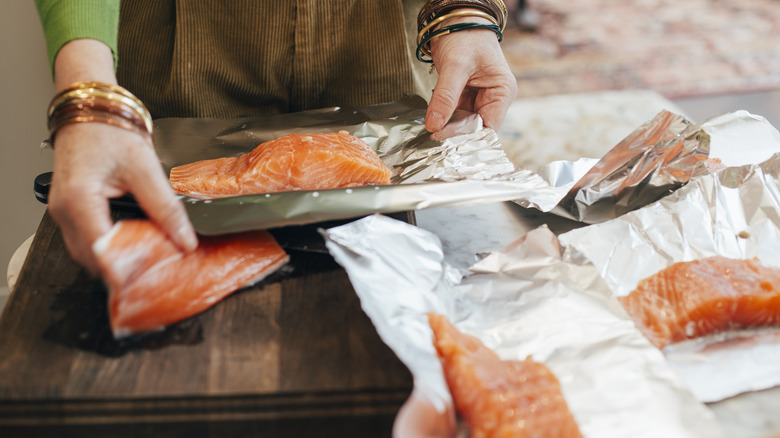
[416,7,503,63]
[54,39,117,92]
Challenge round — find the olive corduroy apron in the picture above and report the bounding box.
[116,0,433,119]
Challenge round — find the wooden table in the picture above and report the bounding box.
[0,211,414,437]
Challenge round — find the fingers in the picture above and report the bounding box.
[470,72,517,129]
[48,123,198,275]
[426,66,470,132]
[126,148,198,252]
[48,170,114,275]
[427,24,518,133]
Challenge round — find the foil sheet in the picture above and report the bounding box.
[152,96,563,234]
[152,94,767,235]
[548,110,707,223]
[321,215,727,438]
[317,111,780,435]
[559,152,780,403]
[547,110,780,224]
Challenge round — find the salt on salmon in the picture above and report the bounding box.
[168,131,392,199]
[618,256,780,349]
[427,313,583,438]
[93,220,289,338]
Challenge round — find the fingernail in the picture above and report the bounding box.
[426,111,444,132]
[177,224,199,251]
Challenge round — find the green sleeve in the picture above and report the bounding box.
[35,0,121,77]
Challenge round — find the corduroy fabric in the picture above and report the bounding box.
[116,0,429,119]
[35,0,121,77]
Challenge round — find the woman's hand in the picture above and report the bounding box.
[49,39,197,274]
[49,123,197,274]
[425,12,518,132]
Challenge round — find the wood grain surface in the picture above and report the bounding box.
[0,211,414,437]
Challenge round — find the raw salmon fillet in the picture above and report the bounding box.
[94,220,289,338]
[427,313,582,438]
[618,256,780,349]
[169,131,392,199]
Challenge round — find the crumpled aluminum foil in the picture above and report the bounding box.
[559,151,780,403]
[152,96,563,234]
[317,110,780,436]
[153,93,773,235]
[321,215,727,438]
[549,110,706,223]
[547,110,780,224]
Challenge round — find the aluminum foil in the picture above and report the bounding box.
[152,95,769,235]
[152,96,564,234]
[316,111,780,435]
[546,110,780,224]
[548,110,707,223]
[559,151,780,403]
[321,215,727,438]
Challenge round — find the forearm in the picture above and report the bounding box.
[53,39,117,92]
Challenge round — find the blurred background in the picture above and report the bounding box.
[2,1,780,302]
[1,3,54,302]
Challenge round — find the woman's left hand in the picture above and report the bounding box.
[425,12,518,132]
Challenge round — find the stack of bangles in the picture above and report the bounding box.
[416,0,507,63]
[46,82,153,145]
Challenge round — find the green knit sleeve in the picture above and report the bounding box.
[35,0,121,76]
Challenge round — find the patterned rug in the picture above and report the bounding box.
[502,0,780,99]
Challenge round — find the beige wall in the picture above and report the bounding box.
[0,2,55,293]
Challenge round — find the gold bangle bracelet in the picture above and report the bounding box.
[48,98,150,136]
[54,82,147,113]
[50,115,152,143]
[417,11,499,58]
[46,81,155,145]
[417,10,499,46]
[49,88,151,128]
[49,88,151,125]
[48,82,153,135]
[418,0,506,33]
[488,0,508,27]
[48,109,152,143]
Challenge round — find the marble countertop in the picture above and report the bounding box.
[498,89,688,171]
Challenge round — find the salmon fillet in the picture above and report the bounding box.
[427,313,583,438]
[94,220,289,338]
[618,256,780,349]
[168,131,392,199]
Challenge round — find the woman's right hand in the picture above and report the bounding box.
[48,122,198,274]
[48,39,197,274]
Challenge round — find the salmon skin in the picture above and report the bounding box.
[169,131,392,199]
[619,256,780,349]
[428,313,583,438]
[94,220,289,338]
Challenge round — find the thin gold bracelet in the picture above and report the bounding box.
[417,11,499,59]
[54,82,147,112]
[487,0,508,28]
[418,0,506,33]
[417,10,499,46]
